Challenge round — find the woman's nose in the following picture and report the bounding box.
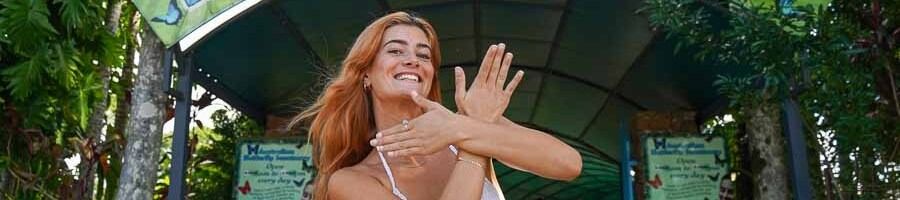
[402,58,419,67]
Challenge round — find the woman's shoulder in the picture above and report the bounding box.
[328,166,392,199]
[331,165,382,186]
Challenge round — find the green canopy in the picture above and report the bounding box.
[144,0,746,199]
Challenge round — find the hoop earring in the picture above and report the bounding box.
[363,77,370,90]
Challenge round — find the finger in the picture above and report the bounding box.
[504,70,525,94]
[475,45,497,85]
[410,91,440,111]
[488,43,506,88]
[375,123,409,139]
[454,66,467,114]
[371,130,414,147]
[380,140,422,154]
[496,52,513,89]
[388,147,426,157]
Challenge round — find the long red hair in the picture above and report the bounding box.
[290,11,442,200]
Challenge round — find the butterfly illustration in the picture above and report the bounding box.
[708,172,720,181]
[184,0,202,7]
[301,160,314,172]
[653,137,667,150]
[151,0,182,25]
[237,180,251,195]
[714,152,728,167]
[648,174,663,189]
[246,143,260,155]
[293,178,306,188]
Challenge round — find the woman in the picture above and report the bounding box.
[291,11,582,200]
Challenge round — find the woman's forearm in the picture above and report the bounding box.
[454,116,582,181]
[440,150,489,200]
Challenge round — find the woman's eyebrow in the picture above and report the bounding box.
[383,39,430,51]
[416,43,431,50]
[383,39,408,47]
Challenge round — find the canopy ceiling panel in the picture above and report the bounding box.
[480,3,561,42]
[415,3,476,65]
[280,0,382,65]
[550,0,654,89]
[186,0,740,199]
[581,97,641,161]
[531,75,609,139]
[619,39,704,111]
[193,6,318,115]
[387,0,457,9]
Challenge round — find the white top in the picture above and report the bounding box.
[376,146,503,200]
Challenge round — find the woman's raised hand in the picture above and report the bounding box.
[454,43,524,122]
[369,91,464,157]
[371,43,527,157]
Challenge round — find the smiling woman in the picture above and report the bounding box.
[290,11,582,200]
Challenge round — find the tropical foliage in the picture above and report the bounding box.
[154,109,264,200]
[644,0,900,198]
[0,0,136,199]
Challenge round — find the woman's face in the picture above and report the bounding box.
[367,24,435,100]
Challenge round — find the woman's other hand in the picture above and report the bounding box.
[370,91,465,157]
[454,43,524,123]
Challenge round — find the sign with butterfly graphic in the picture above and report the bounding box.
[133,0,256,47]
[643,136,728,200]
[234,137,314,200]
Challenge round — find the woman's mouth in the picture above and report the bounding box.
[393,72,421,83]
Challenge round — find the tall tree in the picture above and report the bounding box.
[80,0,126,198]
[745,100,789,199]
[115,24,166,200]
[100,5,141,200]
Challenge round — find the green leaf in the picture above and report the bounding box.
[56,0,103,38]
[2,53,47,100]
[0,155,8,169]
[0,0,58,52]
[49,42,82,89]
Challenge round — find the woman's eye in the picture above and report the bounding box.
[388,50,402,55]
[417,54,430,59]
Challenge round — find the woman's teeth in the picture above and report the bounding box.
[395,74,420,82]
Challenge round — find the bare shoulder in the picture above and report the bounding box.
[327,166,393,200]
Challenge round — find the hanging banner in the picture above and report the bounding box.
[643,136,728,200]
[234,138,314,200]
[133,0,246,47]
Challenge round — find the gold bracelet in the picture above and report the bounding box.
[456,157,484,169]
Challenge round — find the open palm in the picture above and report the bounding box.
[455,43,524,122]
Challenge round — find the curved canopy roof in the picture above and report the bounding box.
[181,0,743,199]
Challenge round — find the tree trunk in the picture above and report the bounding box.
[103,8,140,200]
[80,0,125,199]
[746,101,790,200]
[114,24,167,200]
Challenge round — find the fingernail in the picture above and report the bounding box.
[499,43,505,48]
[411,91,419,97]
[378,146,384,151]
[387,151,394,157]
[370,139,377,146]
[455,66,462,71]
[376,132,382,138]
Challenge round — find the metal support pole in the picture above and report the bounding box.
[167,51,193,200]
[783,98,812,200]
[620,120,634,200]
